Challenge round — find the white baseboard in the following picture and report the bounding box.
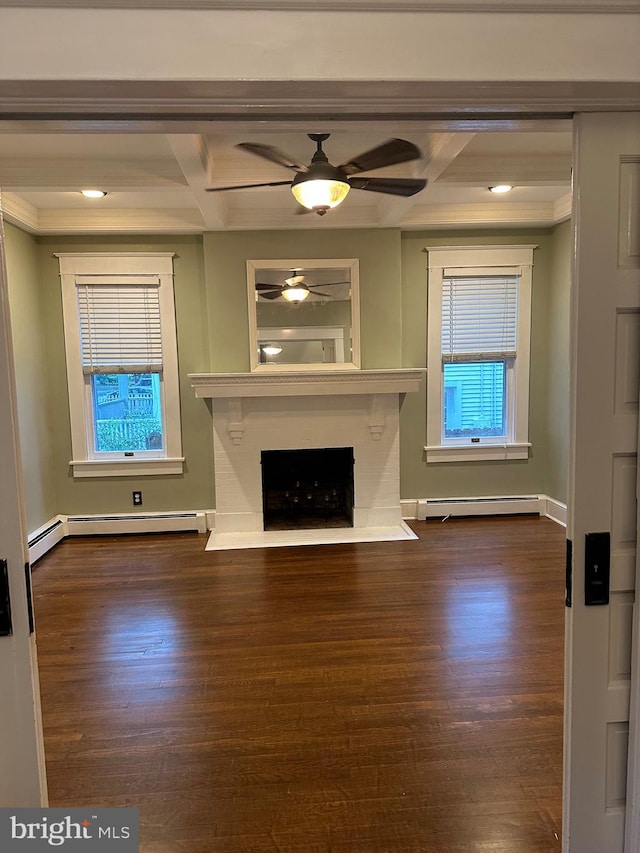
[542,496,567,527]
[29,498,567,564]
[28,515,67,564]
[66,510,208,536]
[402,494,567,526]
[28,510,209,562]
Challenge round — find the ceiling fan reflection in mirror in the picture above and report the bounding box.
[257,270,350,303]
[206,134,427,215]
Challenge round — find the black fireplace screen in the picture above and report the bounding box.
[261,447,355,531]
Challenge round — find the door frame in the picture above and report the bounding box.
[0,194,48,805]
[1,78,639,838]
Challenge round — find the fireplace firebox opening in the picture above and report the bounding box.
[261,447,355,531]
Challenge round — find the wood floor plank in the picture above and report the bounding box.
[32,516,565,852]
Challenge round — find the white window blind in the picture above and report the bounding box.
[76,277,163,374]
[441,274,518,363]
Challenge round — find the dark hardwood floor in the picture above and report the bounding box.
[31,516,565,853]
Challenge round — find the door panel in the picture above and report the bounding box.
[566,112,640,852]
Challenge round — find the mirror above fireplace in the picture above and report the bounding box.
[246,259,360,372]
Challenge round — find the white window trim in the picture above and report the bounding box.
[424,245,536,463]
[58,252,184,477]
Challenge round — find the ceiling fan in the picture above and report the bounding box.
[206,133,427,215]
[256,270,349,302]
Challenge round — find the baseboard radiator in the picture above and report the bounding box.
[413,495,543,521]
[28,517,67,565]
[28,511,208,564]
[28,497,566,564]
[65,511,207,536]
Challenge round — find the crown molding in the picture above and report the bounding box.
[0,1,637,11]
[38,207,206,233]
[2,198,571,234]
[1,191,39,232]
[2,203,207,234]
[553,191,573,222]
[398,201,570,228]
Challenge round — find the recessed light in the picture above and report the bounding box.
[489,185,513,194]
[81,190,107,199]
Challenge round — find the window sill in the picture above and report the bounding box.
[424,443,531,463]
[69,458,185,478]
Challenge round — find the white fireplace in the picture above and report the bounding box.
[189,369,424,549]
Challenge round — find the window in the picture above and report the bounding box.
[58,253,183,477]
[425,245,536,463]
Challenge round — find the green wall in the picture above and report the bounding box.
[399,227,570,502]
[34,235,213,518]
[5,222,571,531]
[5,222,57,532]
[203,229,402,371]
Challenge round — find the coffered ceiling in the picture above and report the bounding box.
[0,122,573,234]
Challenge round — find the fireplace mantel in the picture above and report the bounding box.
[189,368,424,399]
[192,368,423,549]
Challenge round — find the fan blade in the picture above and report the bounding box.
[308,289,337,298]
[349,176,427,197]
[315,281,350,287]
[205,180,293,192]
[236,142,308,172]
[339,138,422,176]
[259,290,284,300]
[256,283,283,290]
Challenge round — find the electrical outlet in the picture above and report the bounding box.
[132,491,142,506]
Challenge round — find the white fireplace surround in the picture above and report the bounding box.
[189,369,424,550]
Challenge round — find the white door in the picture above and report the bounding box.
[0,192,48,805]
[565,113,640,852]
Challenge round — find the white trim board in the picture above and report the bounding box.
[28,510,210,563]
[27,516,67,565]
[401,494,567,525]
[0,1,637,12]
[65,511,207,536]
[28,498,566,564]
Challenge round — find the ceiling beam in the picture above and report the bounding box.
[377,132,476,226]
[167,134,228,229]
[0,1,638,11]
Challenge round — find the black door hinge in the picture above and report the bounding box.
[24,562,34,634]
[0,559,13,636]
[565,539,573,608]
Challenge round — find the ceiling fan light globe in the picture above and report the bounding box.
[282,285,310,303]
[291,178,350,212]
[261,343,283,356]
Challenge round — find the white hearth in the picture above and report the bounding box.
[189,369,424,550]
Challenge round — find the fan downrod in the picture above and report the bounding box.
[307,134,332,168]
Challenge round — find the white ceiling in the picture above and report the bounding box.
[0,123,573,234]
